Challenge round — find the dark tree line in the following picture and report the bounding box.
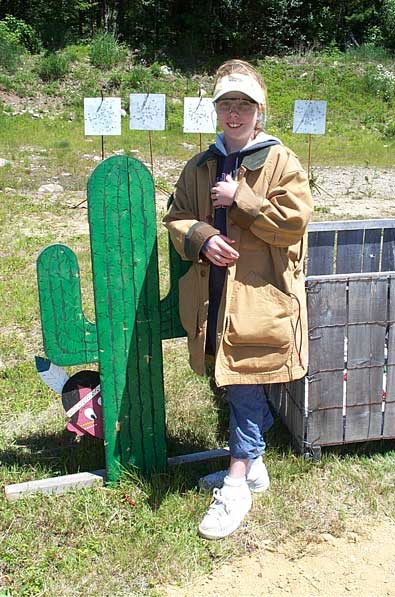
[0,0,389,65]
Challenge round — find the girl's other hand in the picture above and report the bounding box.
[211,174,238,208]
[201,234,239,266]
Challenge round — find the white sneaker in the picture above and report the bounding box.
[198,483,252,540]
[198,457,270,494]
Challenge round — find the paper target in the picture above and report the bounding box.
[293,100,327,135]
[129,93,166,131]
[84,97,122,136]
[183,97,217,133]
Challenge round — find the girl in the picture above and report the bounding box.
[164,60,313,540]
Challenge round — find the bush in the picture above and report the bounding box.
[0,23,24,72]
[364,63,395,102]
[124,65,151,89]
[37,52,70,81]
[89,33,128,69]
[63,44,90,63]
[382,0,395,50]
[345,44,393,62]
[0,15,42,54]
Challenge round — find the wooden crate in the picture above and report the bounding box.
[269,219,395,458]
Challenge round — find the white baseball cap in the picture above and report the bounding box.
[213,73,265,104]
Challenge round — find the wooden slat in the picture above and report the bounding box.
[309,219,395,232]
[283,379,306,453]
[345,278,387,441]
[306,279,346,445]
[266,383,282,413]
[307,230,336,275]
[268,382,306,450]
[308,271,395,283]
[382,228,395,272]
[383,276,395,437]
[336,229,364,274]
[362,228,381,273]
[5,470,106,501]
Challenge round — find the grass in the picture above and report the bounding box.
[0,47,395,595]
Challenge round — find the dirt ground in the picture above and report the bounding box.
[163,519,395,597]
[154,161,395,218]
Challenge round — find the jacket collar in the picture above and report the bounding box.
[196,144,276,171]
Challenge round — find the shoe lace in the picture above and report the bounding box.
[208,488,231,517]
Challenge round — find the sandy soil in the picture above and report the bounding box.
[164,519,395,597]
[154,161,395,218]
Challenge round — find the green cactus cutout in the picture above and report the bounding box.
[37,155,187,481]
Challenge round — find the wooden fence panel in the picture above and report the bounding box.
[283,379,305,452]
[362,228,381,273]
[383,276,395,437]
[306,279,346,445]
[307,231,336,276]
[336,229,364,274]
[382,228,395,272]
[345,278,387,441]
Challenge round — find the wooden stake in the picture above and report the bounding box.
[100,88,105,160]
[148,130,154,175]
[199,133,202,153]
[307,133,312,182]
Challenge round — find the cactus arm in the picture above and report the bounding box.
[88,155,167,481]
[36,244,98,366]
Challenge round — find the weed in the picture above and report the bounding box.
[89,33,128,70]
[37,52,70,82]
[344,44,394,63]
[364,63,395,102]
[314,206,331,214]
[63,44,90,63]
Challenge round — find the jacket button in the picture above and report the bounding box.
[200,270,206,277]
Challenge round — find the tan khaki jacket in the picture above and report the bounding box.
[163,144,313,386]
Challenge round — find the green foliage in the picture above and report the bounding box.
[89,33,128,70]
[344,43,394,62]
[382,0,395,50]
[62,43,90,63]
[37,52,71,81]
[0,21,24,72]
[364,63,395,102]
[0,1,392,66]
[0,14,42,53]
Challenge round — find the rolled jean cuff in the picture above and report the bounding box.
[226,384,273,460]
[230,446,265,460]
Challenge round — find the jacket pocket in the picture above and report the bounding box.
[224,273,292,349]
[178,265,199,338]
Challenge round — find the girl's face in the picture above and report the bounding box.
[215,92,259,149]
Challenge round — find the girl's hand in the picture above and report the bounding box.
[211,174,238,208]
[201,234,239,267]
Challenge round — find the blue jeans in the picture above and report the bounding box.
[226,384,274,460]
